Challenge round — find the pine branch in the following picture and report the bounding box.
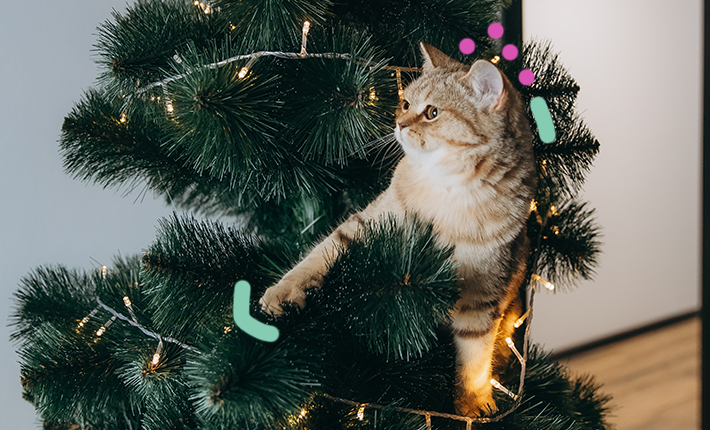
[141,214,272,339]
[318,215,459,361]
[528,199,602,290]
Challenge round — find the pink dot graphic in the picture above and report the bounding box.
[519,69,535,86]
[502,44,518,61]
[488,23,504,39]
[459,38,476,55]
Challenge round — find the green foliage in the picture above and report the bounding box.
[95,0,227,102]
[528,200,602,290]
[188,330,322,430]
[329,0,499,66]
[501,40,600,200]
[319,215,459,360]
[141,214,273,340]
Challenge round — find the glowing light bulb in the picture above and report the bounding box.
[357,405,365,420]
[529,199,537,213]
[505,337,514,348]
[299,409,307,419]
[151,353,160,366]
[238,67,248,78]
[166,101,174,112]
[120,113,127,123]
[78,316,90,328]
[101,266,107,279]
[490,379,518,400]
[491,55,500,64]
[96,326,106,337]
[532,274,555,291]
[514,309,530,328]
[123,296,132,307]
[302,21,310,35]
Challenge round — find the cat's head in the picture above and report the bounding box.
[394,43,531,169]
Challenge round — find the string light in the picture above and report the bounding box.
[300,21,311,56]
[119,112,127,123]
[514,308,531,328]
[96,316,117,337]
[151,338,164,367]
[101,266,107,279]
[490,379,518,401]
[491,55,501,64]
[77,307,99,329]
[299,408,307,419]
[357,404,366,420]
[369,87,377,102]
[529,199,537,213]
[532,274,555,291]
[238,67,249,79]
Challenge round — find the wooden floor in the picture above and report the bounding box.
[560,317,700,430]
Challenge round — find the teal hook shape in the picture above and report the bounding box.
[233,280,279,342]
[530,96,556,144]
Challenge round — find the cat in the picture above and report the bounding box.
[260,42,537,416]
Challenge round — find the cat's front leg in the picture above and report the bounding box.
[259,213,365,316]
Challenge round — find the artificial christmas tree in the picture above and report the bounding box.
[11,0,608,429]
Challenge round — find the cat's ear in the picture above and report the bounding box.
[420,42,459,72]
[463,60,506,109]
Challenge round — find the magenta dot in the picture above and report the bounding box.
[502,44,518,60]
[518,69,535,86]
[459,38,476,55]
[488,23,504,39]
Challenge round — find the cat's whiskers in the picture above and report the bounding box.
[366,132,402,171]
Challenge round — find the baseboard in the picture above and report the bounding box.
[552,310,700,359]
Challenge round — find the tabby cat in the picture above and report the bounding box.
[260,43,537,416]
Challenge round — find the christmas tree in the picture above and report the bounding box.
[10,0,609,429]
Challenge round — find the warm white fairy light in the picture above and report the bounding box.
[238,67,249,79]
[96,315,117,337]
[532,273,554,291]
[490,379,518,401]
[491,55,501,64]
[369,87,377,102]
[299,408,307,419]
[122,296,131,307]
[357,404,366,420]
[151,339,164,367]
[514,308,530,328]
[300,21,311,56]
[101,265,107,279]
[77,308,99,329]
[120,112,127,123]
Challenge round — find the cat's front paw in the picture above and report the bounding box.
[259,280,307,317]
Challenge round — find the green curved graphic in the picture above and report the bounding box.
[530,96,556,144]
[233,280,279,342]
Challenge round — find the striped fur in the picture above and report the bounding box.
[260,43,537,416]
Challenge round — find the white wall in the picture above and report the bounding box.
[523,0,702,351]
[0,1,176,428]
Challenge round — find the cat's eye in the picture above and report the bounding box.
[401,100,410,111]
[424,105,438,120]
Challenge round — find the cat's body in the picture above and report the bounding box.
[260,43,537,416]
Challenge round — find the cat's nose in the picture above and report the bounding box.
[396,121,409,131]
